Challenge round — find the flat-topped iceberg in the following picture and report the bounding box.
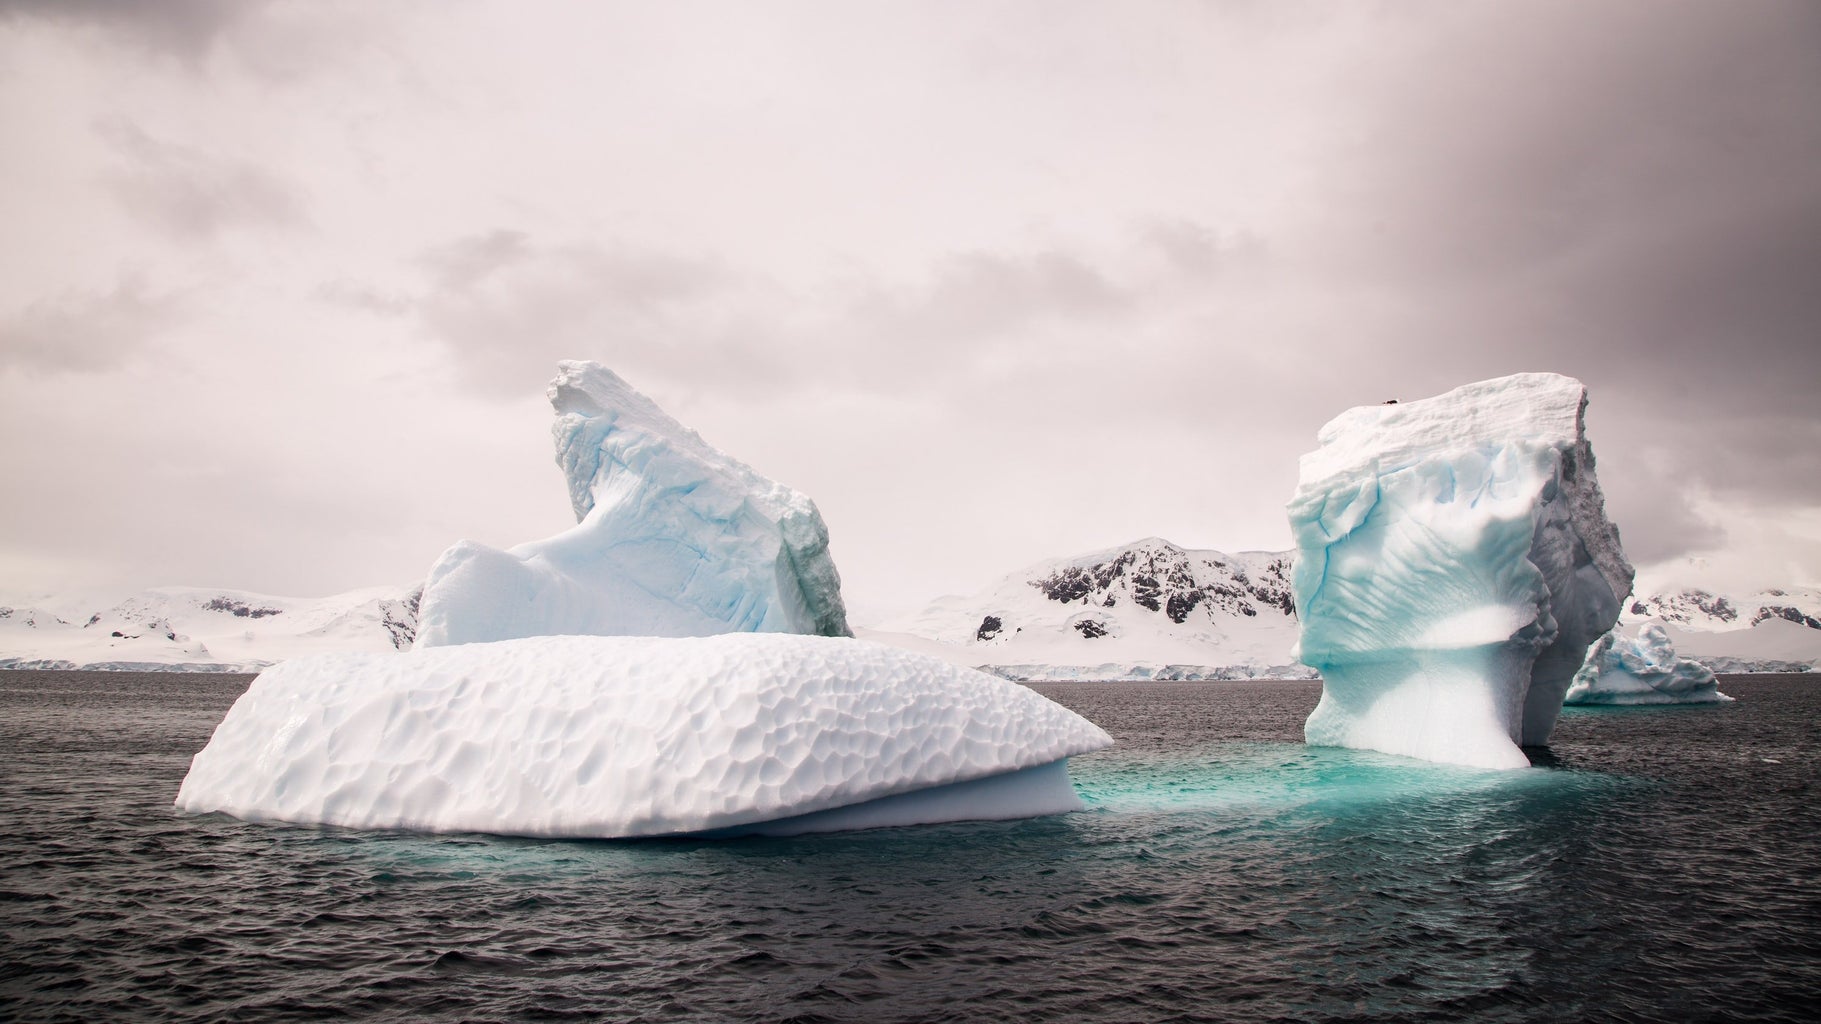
[1565,624,1732,705]
[1288,373,1634,769]
[175,633,1112,838]
[415,361,849,647]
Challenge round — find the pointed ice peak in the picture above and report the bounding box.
[416,361,851,647]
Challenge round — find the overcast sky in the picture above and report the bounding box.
[1,0,1817,621]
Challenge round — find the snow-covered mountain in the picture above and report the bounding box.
[866,538,1313,680]
[864,539,1820,679]
[1625,586,1821,632]
[0,585,420,671]
[6,552,1816,676]
[1621,584,1821,672]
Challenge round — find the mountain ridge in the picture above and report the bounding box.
[0,584,420,672]
[1624,585,1821,633]
[869,538,1819,678]
[4,547,1816,674]
[870,537,1312,678]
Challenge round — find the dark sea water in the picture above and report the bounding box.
[3,671,1818,1023]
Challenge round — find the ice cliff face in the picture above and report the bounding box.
[415,361,850,647]
[1288,373,1635,769]
[1564,624,1731,705]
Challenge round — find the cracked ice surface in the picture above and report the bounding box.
[1288,373,1634,769]
[175,633,1112,838]
[414,361,849,647]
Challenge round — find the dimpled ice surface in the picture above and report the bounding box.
[1565,623,1733,705]
[175,633,1112,837]
[1288,373,1634,769]
[414,361,849,647]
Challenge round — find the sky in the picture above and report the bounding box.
[1,0,1817,623]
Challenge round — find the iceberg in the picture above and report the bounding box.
[174,633,1112,838]
[415,361,849,647]
[1288,373,1634,769]
[1564,624,1733,705]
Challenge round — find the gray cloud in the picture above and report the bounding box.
[1594,408,1821,573]
[400,223,1265,413]
[0,0,251,61]
[406,231,756,398]
[1,0,405,85]
[1212,0,1821,566]
[1594,448,1728,567]
[851,249,1132,346]
[95,118,307,239]
[1634,416,1821,510]
[0,277,180,374]
[6,1,1817,607]
[374,154,1813,574]
[418,230,534,291]
[313,280,412,318]
[1140,220,1257,279]
[1321,3,1819,269]
[1302,0,1821,406]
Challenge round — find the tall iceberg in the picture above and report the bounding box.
[1564,624,1732,705]
[1288,373,1634,769]
[416,361,850,647]
[175,633,1113,838]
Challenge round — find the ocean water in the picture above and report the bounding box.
[3,672,1818,1023]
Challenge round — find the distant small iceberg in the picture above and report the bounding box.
[1565,624,1733,705]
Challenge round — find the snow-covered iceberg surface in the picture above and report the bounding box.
[415,361,849,648]
[1565,624,1733,705]
[1288,373,1635,769]
[175,633,1112,838]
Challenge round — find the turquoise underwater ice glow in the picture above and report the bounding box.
[1071,740,1602,819]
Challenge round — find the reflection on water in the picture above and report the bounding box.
[1076,739,1627,816]
[2,672,1818,1023]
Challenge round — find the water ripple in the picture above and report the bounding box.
[2,673,1819,1022]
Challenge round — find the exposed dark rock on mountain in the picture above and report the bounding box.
[1028,541,1295,626]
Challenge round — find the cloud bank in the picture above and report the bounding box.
[0,0,1816,615]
